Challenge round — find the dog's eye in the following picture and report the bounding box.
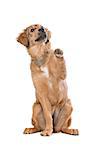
[31,29,35,32]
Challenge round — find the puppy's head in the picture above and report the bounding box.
[17,24,51,48]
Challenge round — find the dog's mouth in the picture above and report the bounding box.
[35,32,47,42]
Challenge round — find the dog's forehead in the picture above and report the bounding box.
[26,24,42,30]
[34,24,41,28]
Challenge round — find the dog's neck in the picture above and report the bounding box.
[29,42,51,67]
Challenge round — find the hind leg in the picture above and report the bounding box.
[54,101,72,132]
[23,127,39,134]
[54,100,79,135]
[61,116,79,135]
[24,103,45,134]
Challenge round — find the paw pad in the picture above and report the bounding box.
[54,49,63,58]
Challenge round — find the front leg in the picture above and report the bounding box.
[41,112,53,136]
[54,49,66,80]
[39,98,53,136]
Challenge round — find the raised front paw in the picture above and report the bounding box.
[40,128,53,136]
[54,48,63,58]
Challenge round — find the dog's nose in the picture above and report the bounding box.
[38,26,44,32]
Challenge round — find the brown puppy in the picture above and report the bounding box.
[17,24,79,136]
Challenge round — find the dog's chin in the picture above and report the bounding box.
[35,37,46,42]
[35,34,47,43]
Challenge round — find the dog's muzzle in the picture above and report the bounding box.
[35,27,47,42]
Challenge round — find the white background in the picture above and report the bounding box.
[0,0,100,149]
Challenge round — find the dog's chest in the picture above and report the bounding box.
[32,65,61,105]
[40,66,53,88]
[40,66,49,78]
[32,64,57,91]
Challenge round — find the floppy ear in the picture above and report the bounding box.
[17,31,29,47]
[47,30,51,40]
[45,28,51,41]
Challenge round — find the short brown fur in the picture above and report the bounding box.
[17,24,79,136]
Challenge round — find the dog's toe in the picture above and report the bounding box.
[40,129,53,136]
[54,49,63,58]
[23,128,38,134]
